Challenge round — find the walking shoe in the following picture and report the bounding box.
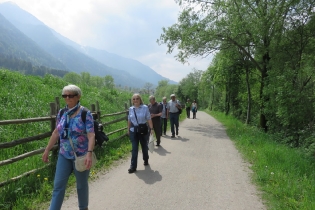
[144,161,149,166]
[164,132,166,135]
[128,168,137,173]
[171,135,175,138]
[176,131,178,136]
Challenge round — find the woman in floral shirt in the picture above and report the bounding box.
[42,84,94,210]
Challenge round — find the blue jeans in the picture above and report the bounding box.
[170,112,179,136]
[129,131,149,169]
[50,154,90,210]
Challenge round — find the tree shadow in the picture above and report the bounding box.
[135,165,162,185]
[153,145,171,156]
[184,124,228,140]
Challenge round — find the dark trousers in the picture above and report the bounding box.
[186,107,191,118]
[152,117,161,144]
[129,131,149,169]
[170,112,179,136]
[160,117,167,135]
[192,111,196,119]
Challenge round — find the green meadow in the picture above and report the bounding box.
[0,69,136,209]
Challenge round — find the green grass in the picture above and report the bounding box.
[0,69,134,209]
[206,110,315,210]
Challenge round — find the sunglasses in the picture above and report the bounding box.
[62,94,77,98]
[133,98,140,101]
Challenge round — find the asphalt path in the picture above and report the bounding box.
[62,111,266,210]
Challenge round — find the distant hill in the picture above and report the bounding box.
[0,2,149,88]
[0,1,177,87]
[0,13,66,70]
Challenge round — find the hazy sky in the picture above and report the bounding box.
[0,0,213,82]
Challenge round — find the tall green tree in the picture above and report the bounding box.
[104,75,115,89]
[158,0,314,130]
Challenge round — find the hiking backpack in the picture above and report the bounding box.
[59,107,109,147]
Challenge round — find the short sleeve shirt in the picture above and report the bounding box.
[57,107,94,159]
[148,102,163,119]
[167,100,181,113]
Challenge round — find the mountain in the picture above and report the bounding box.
[0,1,177,86]
[0,2,149,88]
[0,13,66,70]
[51,32,177,85]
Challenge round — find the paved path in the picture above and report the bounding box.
[62,111,266,210]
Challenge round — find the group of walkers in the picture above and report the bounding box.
[127,93,198,174]
[185,98,198,119]
[42,84,197,210]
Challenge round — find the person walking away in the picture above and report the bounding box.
[42,84,95,210]
[192,100,198,119]
[160,97,168,136]
[167,94,181,138]
[148,95,163,146]
[185,99,191,118]
[127,93,153,173]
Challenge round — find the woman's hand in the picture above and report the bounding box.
[42,149,50,163]
[85,152,93,170]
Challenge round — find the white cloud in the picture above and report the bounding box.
[0,0,212,82]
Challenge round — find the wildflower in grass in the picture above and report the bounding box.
[253,150,256,153]
[37,174,40,177]
[271,172,274,175]
[44,178,48,181]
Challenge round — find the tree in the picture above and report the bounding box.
[178,69,203,103]
[158,0,313,130]
[63,72,81,84]
[143,82,154,95]
[104,75,115,89]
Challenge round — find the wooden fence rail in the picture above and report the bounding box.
[0,97,132,187]
[0,132,52,149]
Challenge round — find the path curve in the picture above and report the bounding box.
[62,111,266,210]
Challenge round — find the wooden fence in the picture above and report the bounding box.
[0,97,131,187]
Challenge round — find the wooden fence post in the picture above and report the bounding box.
[50,102,58,157]
[50,102,57,133]
[96,101,101,121]
[55,97,60,112]
[90,104,96,120]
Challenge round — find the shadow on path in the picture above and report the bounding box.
[162,134,190,142]
[135,165,162,185]
[184,124,228,140]
[154,145,171,156]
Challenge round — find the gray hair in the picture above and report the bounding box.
[162,97,167,101]
[62,84,82,96]
[149,95,155,101]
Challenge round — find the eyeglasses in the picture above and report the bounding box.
[133,98,140,101]
[62,94,77,98]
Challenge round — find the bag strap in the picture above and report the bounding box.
[133,108,139,125]
[68,136,78,159]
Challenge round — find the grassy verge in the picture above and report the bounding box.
[206,110,315,210]
[0,69,134,209]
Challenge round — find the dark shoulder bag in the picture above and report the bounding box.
[133,108,148,135]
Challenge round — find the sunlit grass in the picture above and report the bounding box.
[0,69,133,209]
[206,110,315,210]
